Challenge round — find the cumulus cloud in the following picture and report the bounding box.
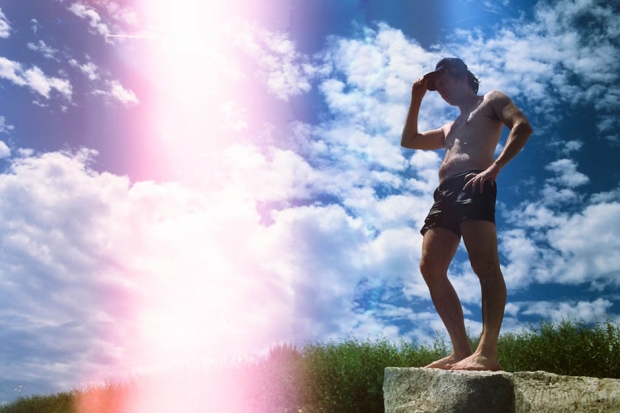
[30,18,40,34]
[107,79,138,105]
[23,67,72,99]
[0,7,10,38]
[0,57,72,100]
[545,159,589,188]
[0,149,404,400]
[239,28,316,100]
[545,202,620,286]
[517,299,614,322]
[0,116,13,135]
[0,141,10,158]
[447,0,619,136]
[501,165,620,290]
[69,59,100,80]
[69,59,140,107]
[96,0,138,26]
[94,79,139,106]
[68,3,111,38]
[27,40,59,60]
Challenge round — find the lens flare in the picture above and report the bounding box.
[79,1,287,412]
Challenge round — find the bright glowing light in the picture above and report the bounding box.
[138,0,254,187]
[79,1,286,412]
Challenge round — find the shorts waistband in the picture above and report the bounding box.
[439,170,483,188]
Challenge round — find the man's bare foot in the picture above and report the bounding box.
[423,352,470,370]
[446,353,502,371]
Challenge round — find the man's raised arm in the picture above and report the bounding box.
[401,76,446,150]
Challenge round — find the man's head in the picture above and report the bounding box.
[424,58,480,94]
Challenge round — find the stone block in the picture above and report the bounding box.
[384,368,620,413]
[384,368,514,413]
[511,371,620,412]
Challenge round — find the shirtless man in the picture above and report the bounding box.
[401,58,533,371]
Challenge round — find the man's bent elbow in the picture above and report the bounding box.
[401,133,420,149]
[516,121,533,138]
[400,136,409,148]
[400,134,410,148]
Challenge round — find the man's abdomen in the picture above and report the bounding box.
[438,151,493,183]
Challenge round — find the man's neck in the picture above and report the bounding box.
[457,91,481,114]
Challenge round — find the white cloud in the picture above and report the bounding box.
[69,58,140,107]
[23,67,72,99]
[239,28,315,100]
[446,0,619,134]
[0,141,9,158]
[0,8,10,38]
[0,57,24,84]
[97,0,138,26]
[94,79,138,106]
[108,79,138,105]
[518,299,613,323]
[0,116,13,135]
[546,202,620,285]
[500,229,540,288]
[0,57,72,100]
[31,18,40,34]
[27,40,59,59]
[0,148,410,400]
[68,3,111,38]
[502,187,620,289]
[545,159,589,187]
[548,139,584,156]
[590,188,620,204]
[221,144,318,202]
[69,59,100,80]
[0,149,267,391]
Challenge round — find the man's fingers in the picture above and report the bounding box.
[464,174,487,193]
[463,173,476,190]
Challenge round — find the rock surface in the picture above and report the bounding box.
[384,367,620,413]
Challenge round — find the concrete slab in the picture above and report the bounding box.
[384,368,620,413]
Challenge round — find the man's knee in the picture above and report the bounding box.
[419,258,439,284]
[469,256,501,279]
[419,258,449,285]
[419,259,433,281]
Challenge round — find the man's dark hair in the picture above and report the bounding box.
[465,71,480,94]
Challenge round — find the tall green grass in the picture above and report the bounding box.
[2,319,619,413]
[499,318,620,378]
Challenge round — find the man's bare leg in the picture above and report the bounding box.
[419,227,473,369]
[447,220,505,371]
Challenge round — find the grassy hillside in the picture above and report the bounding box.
[2,319,619,413]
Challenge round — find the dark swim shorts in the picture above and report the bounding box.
[420,170,497,236]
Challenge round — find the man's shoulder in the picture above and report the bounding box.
[483,90,510,100]
[483,90,513,104]
[482,91,515,115]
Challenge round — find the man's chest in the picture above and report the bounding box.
[445,106,502,149]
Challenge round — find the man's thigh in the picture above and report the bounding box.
[421,227,461,274]
[460,220,501,274]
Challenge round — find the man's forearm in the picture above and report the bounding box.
[493,121,533,170]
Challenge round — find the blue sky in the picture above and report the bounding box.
[0,0,619,405]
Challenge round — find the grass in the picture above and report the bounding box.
[2,318,619,413]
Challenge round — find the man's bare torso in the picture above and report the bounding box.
[439,92,504,183]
